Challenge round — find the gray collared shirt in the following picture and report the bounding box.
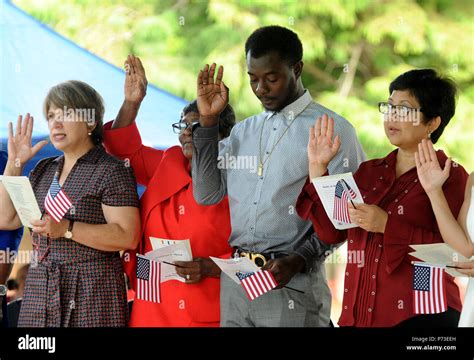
[192,90,366,269]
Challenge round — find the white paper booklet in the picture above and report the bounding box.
[409,243,470,278]
[311,172,364,230]
[0,175,41,228]
[146,238,193,283]
[210,256,260,284]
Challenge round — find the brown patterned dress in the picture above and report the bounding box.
[18,145,139,327]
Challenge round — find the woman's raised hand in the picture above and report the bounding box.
[415,139,451,195]
[8,114,47,169]
[308,114,341,178]
[124,54,147,105]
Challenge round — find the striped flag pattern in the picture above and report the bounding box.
[236,270,277,301]
[333,179,357,224]
[136,255,161,303]
[413,263,447,314]
[44,175,72,223]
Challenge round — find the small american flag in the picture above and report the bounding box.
[236,270,277,301]
[333,179,357,224]
[136,255,161,303]
[44,174,72,223]
[413,263,447,314]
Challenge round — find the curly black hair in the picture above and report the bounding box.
[245,25,303,66]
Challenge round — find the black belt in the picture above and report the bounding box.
[234,248,287,268]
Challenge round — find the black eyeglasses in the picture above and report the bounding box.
[171,121,199,134]
[378,102,422,118]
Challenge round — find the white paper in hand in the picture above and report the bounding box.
[146,238,193,283]
[311,172,364,230]
[149,237,192,256]
[409,243,470,277]
[0,175,41,228]
[210,256,260,284]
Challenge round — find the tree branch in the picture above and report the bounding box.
[338,41,365,98]
[305,63,337,86]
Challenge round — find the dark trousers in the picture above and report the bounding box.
[396,307,460,327]
[1,296,7,327]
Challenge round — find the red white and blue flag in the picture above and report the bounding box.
[333,179,357,224]
[136,255,161,303]
[236,270,277,301]
[413,263,447,314]
[44,175,72,223]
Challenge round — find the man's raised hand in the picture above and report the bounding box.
[196,63,228,127]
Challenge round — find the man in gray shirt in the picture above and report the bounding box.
[192,26,365,327]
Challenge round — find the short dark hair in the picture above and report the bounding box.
[245,25,303,66]
[182,100,236,138]
[389,69,457,143]
[44,80,104,145]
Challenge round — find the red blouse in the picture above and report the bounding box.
[103,121,232,327]
[296,149,467,327]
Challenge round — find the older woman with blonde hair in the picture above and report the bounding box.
[0,80,140,327]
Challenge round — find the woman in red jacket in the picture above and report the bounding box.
[297,69,466,327]
[104,55,235,327]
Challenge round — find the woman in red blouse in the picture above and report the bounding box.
[103,55,235,327]
[296,69,467,327]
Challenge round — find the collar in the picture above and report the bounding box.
[374,148,398,167]
[139,146,191,229]
[53,145,105,165]
[374,147,449,167]
[264,90,313,122]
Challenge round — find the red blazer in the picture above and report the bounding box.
[103,121,232,326]
[297,149,466,327]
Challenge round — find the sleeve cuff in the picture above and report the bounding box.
[296,178,321,220]
[292,234,335,273]
[384,214,414,246]
[103,121,143,158]
[293,248,316,273]
[383,215,414,274]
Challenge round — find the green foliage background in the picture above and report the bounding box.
[14,0,474,170]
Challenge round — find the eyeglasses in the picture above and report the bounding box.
[378,102,422,118]
[171,121,199,134]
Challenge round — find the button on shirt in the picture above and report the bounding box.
[296,149,466,326]
[18,145,139,327]
[192,91,366,267]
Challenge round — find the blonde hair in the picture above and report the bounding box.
[43,80,105,145]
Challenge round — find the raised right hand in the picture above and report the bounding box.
[112,55,148,129]
[7,114,47,169]
[124,54,147,105]
[308,114,341,178]
[196,63,228,126]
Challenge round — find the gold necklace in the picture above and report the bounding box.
[258,112,297,176]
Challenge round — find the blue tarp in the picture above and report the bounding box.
[0,0,185,176]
